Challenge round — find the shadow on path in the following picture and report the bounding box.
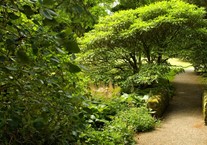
[164,81,203,118]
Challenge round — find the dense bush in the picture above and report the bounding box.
[0,1,93,144]
[0,95,87,144]
[113,107,156,132]
[79,107,156,145]
[82,92,146,129]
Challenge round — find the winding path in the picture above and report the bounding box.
[135,68,207,145]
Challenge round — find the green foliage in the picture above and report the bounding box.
[185,28,207,73]
[0,0,112,144]
[118,93,146,107]
[112,107,156,132]
[123,64,171,91]
[81,92,146,130]
[0,91,86,144]
[80,0,206,91]
[82,99,117,129]
[166,66,185,81]
[79,107,155,145]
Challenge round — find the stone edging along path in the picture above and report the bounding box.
[135,67,207,145]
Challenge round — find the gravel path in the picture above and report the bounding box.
[135,68,207,145]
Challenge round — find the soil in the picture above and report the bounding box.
[135,67,207,145]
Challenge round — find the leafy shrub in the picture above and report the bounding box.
[0,0,92,144]
[82,99,117,129]
[0,89,87,145]
[113,107,156,132]
[79,124,135,145]
[165,66,185,81]
[121,64,172,93]
[117,93,146,108]
[79,107,156,144]
[82,92,148,130]
[151,78,175,97]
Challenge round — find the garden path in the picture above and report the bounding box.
[135,67,207,145]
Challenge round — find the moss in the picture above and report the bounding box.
[202,90,207,125]
[147,90,170,117]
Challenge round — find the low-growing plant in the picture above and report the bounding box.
[112,107,156,132]
[79,107,156,144]
[117,93,146,108]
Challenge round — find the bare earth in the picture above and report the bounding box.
[135,68,207,145]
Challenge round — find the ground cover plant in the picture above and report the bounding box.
[78,93,157,145]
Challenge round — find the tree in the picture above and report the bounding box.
[80,0,206,90]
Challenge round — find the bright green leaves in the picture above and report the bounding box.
[80,0,207,90]
[0,0,108,144]
[82,0,206,52]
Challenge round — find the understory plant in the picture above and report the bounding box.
[78,91,157,145]
[79,106,156,145]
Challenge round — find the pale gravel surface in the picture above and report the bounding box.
[135,67,207,145]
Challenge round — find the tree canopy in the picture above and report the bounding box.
[80,0,207,90]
